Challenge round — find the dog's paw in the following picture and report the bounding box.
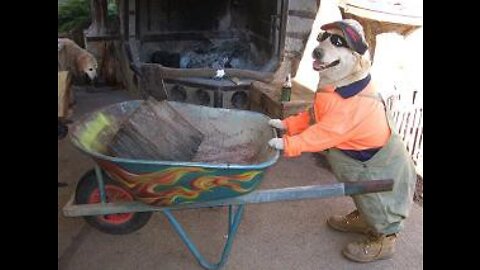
[268,119,286,130]
[268,138,284,150]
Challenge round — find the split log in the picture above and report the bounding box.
[108,99,204,161]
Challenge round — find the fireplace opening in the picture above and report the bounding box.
[124,0,288,108]
[137,0,287,72]
[148,39,263,70]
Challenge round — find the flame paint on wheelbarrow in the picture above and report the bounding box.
[69,100,280,206]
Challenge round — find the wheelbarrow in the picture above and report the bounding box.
[62,100,393,270]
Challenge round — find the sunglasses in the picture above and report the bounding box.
[317,32,349,49]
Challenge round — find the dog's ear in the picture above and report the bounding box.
[359,53,371,71]
[353,51,371,74]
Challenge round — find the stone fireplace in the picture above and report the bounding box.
[123,0,288,109]
[86,0,319,116]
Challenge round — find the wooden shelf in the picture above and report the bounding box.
[249,81,313,119]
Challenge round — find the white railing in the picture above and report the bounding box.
[386,90,423,177]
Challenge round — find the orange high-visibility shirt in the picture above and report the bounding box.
[281,82,390,157]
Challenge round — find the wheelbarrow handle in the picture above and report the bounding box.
[344,180,394,196]
[63,180,394,217]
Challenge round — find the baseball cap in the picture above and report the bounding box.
[321,19,369,55]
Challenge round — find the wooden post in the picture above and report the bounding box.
[90,0,109,35]
[58,71,72,118]
[128,0,136,39]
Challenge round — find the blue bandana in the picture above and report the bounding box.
[335,74,371,99]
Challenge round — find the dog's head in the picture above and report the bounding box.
[312,19,371,88]
[77,53,98,81]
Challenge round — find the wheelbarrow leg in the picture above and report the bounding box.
[94,165,107,203]
[228,206,234,235]
[162,205,245,270]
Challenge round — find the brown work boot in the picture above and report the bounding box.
[342,233,397,263]
[327,210,371,234]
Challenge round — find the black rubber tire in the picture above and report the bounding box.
[75,169,153,235]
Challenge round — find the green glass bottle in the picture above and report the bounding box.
[280,73,292,102]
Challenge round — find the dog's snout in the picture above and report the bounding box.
[312,47,324,60]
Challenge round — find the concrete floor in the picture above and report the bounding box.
[58,87,423,270]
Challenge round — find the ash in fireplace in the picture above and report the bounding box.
[180,40,251,69]
[150,39,259,70]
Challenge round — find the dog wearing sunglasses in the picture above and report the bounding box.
[312,21,371,89]
[268,19,375,152]
[268,19,417,263]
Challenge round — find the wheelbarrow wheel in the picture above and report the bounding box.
[75,169,153,235]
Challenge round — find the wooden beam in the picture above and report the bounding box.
[128,0,136,38]
[90,0,109,35]
[58,71,72,118]
[141,63,275,83]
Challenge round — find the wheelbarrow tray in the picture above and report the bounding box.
[69,100,280,207]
